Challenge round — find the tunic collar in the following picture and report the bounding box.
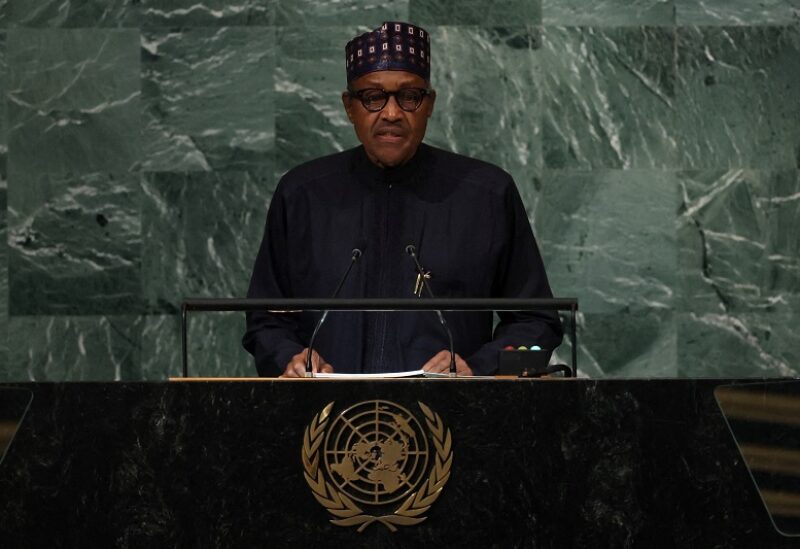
[351,143,431,187]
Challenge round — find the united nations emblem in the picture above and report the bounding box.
[301,400,453,532]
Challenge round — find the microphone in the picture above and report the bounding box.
[405,244,457,376]
[305,243,365,377]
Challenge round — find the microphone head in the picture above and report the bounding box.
[351,238,367,260]
[405,244,417,256]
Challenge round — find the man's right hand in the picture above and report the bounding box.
[282,348,333,377]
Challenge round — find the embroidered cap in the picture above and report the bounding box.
[345,22,431,83]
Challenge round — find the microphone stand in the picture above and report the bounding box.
[405,245,458,377]
[305,247,363,377]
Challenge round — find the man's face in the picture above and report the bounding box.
[342,70,435,168]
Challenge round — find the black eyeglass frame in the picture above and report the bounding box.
[346,87,434,112]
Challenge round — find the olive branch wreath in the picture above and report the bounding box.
[301,401,453,532]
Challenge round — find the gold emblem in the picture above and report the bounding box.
[302,400,453,532]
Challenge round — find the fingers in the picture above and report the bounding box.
[282,352,308,377]
[421,350,451,373]
[454,354,473,377]
[281,348,333,378]
[422,350,473,376]
[282,360,306,378]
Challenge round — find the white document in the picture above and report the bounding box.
[313,370,453,379]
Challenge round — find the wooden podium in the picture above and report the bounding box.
[0,379,795,548]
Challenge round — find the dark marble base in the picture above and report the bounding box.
[0,379,795,548]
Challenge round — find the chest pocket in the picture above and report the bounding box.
[416,230,499,298]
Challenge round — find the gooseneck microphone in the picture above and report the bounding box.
[405,244,457,376]
[305,244,364,377]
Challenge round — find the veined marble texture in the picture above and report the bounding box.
[678,312,799,377]
[560,166,800,378]
[141,314,255,378]
[676,26,800,169]
[0,179,5,371]
[276,0,407,26]
[8,172,142,314]
[142,0,273,26]
[532,169,677,377]
[553,310,677,377]
[5,0,140,28]
[0,34,6,156]
[0,32,7,368]
[676,0,800,25]
[275,25,362,177]
[141,171,272,313]
[2,6,800,380]
[409,0,540,25]
[0,183,6,371]
[5,315,143,380]
[7,29,141,177]
[425,26,542,184]
[4,313,254,380]
[543,0,674,25]
[541,26,678,170]
[533,170,677,314]
[141,27,274,172]
[678,169,800,313]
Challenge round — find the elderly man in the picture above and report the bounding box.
[243,22,562,377]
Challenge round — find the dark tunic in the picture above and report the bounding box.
[242,143,562,376]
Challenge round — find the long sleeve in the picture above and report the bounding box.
[242,185,306,377]
[464,179,563,375]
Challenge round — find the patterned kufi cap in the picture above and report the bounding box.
[345,22,431,83]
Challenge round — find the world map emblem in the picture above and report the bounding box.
[302,400,453,532]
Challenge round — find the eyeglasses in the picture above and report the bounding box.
[347,87,433,112]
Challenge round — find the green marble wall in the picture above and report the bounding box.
[1,1,798,380]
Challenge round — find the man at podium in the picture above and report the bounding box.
[243,22,562,377]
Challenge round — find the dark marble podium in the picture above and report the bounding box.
[0,379,796,548]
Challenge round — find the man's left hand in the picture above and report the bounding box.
[421,350,473,376]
